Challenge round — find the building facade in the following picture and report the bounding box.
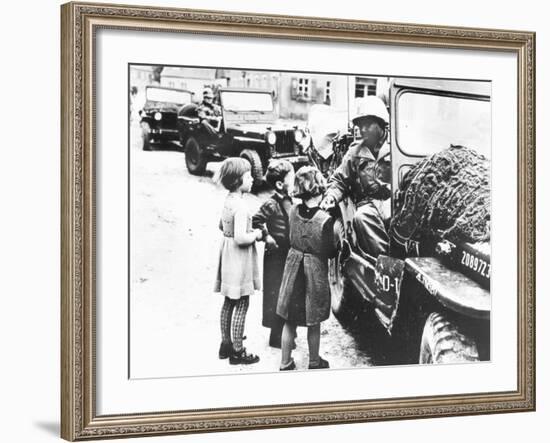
[135,64,390,124]
[130,65,155,93]
[160,67,227,101]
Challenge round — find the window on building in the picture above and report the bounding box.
[298,78,310,98]
[325,81,331,104]
[355,78,377,98]
[291,77,315,101]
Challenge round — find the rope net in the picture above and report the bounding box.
[391,145,490,244]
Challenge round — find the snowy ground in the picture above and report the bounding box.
[129,122,375,379]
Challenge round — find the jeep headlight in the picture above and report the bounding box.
[154,112,162,121]
[294,129,305,144]
[266,131,277,145]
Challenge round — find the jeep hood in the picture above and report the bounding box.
[225,122,298,137]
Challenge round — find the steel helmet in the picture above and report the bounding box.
[352,96,389,127]
[203,87,214,99]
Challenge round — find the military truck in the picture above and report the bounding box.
[326,78,491,365]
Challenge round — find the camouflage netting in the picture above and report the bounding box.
[391,145,490,244]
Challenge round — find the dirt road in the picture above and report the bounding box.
[129,124,375,379]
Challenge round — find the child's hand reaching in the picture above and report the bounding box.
[265,235,279,252]
[254,229,264,241]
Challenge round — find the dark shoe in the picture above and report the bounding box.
[229,348,260,365]
[218,341,233,359]
[279,359,296,371]
[219,336,247,359]
[308,357,329,370]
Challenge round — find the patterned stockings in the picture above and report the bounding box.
[220,296,249,352]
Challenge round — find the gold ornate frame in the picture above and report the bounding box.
[61,1,536,440]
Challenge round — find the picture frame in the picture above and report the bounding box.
[61,1,536,440]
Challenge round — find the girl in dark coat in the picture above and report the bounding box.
[277,166,336,370]
[252,160,294,348]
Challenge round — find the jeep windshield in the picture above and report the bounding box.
[220,91,274,113]
[146,87,192,105]
[396,92,491,158]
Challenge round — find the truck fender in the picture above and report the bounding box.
[373,255,405,334]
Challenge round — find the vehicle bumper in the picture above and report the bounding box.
[272,154,310,165]
[149,128,179,143]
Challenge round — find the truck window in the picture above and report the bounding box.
[396,91,491,158]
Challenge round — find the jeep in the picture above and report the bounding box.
[139,86,193,151]
[177,87,310,185]
[323,78,492,365]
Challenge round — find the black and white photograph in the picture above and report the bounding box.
[128,64,491,379]
[54,1,541,439]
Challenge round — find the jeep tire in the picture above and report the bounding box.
[419,312,480,364]
[239,149,264,188]
[185,136,207,175]
[141,121,152,151]
[329,217,360,324]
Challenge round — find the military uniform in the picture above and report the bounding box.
[197,100,222,137]
[325,139,391,258]
[197,100,221,119]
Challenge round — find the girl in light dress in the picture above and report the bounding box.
[214,158,263,365]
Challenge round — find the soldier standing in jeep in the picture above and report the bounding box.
[320,96,392,259]
[197,87,222,138]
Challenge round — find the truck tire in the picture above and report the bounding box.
[185,136,207,175]
[329,217,359,324]
[239,149,264,188]
[419,312,480,364]
[141,121,152,151]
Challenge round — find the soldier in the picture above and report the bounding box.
[320,96,392,259]
[197,87,222,138]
